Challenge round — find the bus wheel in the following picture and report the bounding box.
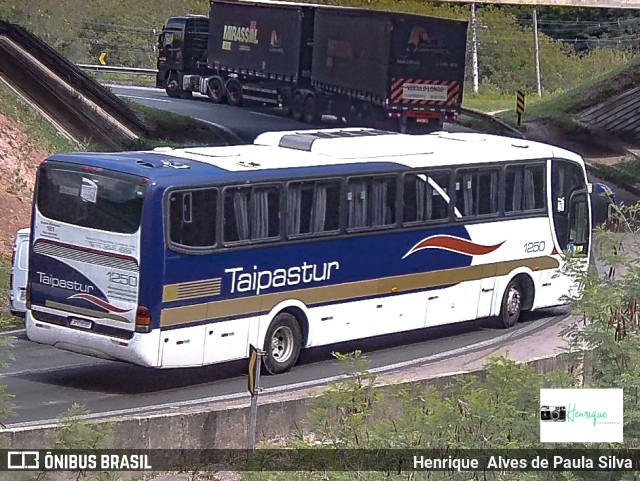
[500,279,522,328]
[226,79,243,107]
[207,77,226,104]
[263,313,301,374]
[165,73,180,98]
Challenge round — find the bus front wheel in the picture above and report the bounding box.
[500,279,522,328]
[262,312,302,374]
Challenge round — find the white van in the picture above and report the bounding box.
[9,228,30,318]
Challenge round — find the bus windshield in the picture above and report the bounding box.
[36,164,146,234]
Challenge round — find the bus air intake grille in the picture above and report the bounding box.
[33,241,139,272]
[163,278,222,302]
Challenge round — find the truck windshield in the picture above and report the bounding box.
[36,165,146,234]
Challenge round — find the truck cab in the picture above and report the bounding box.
[156,15,209,98]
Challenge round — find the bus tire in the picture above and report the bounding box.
[262,312,302,374]
[500,279,522,328]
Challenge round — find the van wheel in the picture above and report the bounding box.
[226,79,243,106]
[262,313,301,374]
[500,279,522,328]
[207,77,226,104]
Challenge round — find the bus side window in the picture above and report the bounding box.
[169,188,217,248]
[455,168,499,217]
[287,180,341,237]
[347,176,396,230]
[224,185,281,243]
[403,172,449,224]
[505,164,546,213]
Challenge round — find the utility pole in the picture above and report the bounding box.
[471,2,479,94]
[533,8,542,97]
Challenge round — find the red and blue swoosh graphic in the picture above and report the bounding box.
[403,235,504,259]
[68,293,131,314]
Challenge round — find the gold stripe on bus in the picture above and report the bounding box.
[45,301,130,323]
[162,277,222,302]
[159,256,559,328]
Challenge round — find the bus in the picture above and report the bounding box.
[25,128,591,374]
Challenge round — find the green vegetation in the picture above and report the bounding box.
[236,209,640,480]
[86,71,156,88]
[126,101,238,148]
[497,57,640,128]
[0,82,84,154]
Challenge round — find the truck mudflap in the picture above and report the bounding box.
[388,78,461,110]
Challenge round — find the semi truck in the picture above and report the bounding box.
[156,0,468,133]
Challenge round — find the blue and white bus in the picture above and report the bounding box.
[26,128,591,373]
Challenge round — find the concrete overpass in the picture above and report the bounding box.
[435,0,639,8]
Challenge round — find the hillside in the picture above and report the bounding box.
[0,112,46,258]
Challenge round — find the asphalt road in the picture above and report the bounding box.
[2,309,565,426]
[111,85,329,144]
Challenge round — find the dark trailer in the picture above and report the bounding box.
[207,0,314,82]
[311,8,469,125]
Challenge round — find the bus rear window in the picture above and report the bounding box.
[36,167,145,234]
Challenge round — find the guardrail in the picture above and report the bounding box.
[77,64,158,76]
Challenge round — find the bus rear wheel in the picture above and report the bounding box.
[262,313,301,374]
[500,279,522,328]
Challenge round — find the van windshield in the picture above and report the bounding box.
[36,163,146,235]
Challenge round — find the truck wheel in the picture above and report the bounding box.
[225,79,243,107]
[165,74,180,98]
[262,313,302,375]
[303,94,321,124]
[499,279,522,328]
[207,78,226,104]
[292,92,304,121]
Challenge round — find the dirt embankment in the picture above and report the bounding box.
[0,112,46,259]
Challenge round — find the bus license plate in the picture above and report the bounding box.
[70,318,92,329]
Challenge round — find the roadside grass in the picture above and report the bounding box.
[86,71,156,88]
[462,90,543,114]
[589,154,640,193]
[496,57,640,130]
[125,100,240,148]
[0,83,84,154]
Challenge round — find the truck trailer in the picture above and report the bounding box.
[156,0,468,133]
